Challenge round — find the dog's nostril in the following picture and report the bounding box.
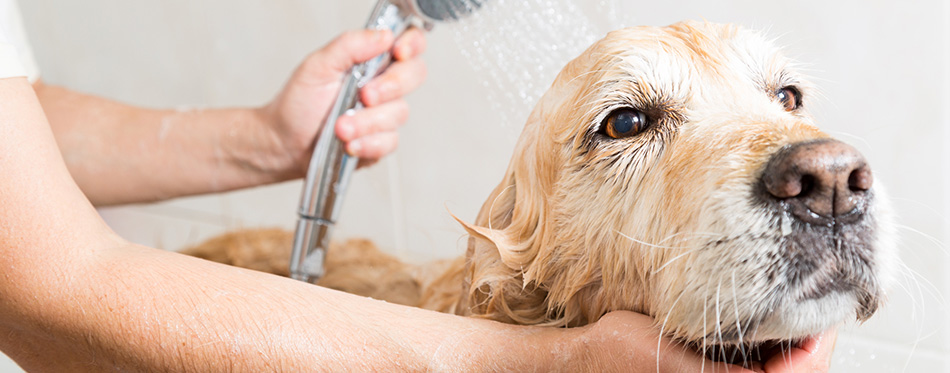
[848,165,873,192]
[799,174,816,197]
[761,139,872,222]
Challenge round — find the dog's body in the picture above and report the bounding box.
[183,21,896,362]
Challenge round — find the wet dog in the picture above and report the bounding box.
[184,20,896,364]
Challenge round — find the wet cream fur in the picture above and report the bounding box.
[426,20,897,346]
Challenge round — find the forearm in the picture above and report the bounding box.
[35,82,295,206]
[3,241,565,371]
[34,28,428,206]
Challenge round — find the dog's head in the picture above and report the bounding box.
[456,20,897,355]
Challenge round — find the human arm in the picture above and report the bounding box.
[0,73,739,371]
[0,75,820,370]
[35,28,426,206]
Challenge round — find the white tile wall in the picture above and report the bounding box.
[4,0,947,371]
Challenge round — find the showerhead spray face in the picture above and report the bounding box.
[290,0,486,284]
[409,0,484,22]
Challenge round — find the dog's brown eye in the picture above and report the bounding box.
[776,86,802,111]
[601,108,649,139]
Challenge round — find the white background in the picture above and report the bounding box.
[2,0,947,371]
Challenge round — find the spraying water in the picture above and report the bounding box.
[446,0,628,131]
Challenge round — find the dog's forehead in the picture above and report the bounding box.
[593,21,794,102]
[536,20,809,148]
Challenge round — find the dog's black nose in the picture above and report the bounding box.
[761,139,872,224]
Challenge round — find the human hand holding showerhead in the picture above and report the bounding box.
[260,27,427,174]
[286,0,484,284]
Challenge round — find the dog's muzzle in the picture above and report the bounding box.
[757,138,882,318]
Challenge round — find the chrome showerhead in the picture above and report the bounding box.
[409,0,485,22]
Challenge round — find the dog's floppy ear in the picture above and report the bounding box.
[454,175,531,272]
[455,43,599,276]
[451,52,599,324]
[455,112,556,285]
[451,116,557,324]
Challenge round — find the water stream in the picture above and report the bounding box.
[445,0,625,131]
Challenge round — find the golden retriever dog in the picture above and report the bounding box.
[183,20,897,364]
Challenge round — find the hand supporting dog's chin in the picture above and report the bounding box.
[558,311,833,372]
[759,329,836,373]
[697,333,831,370]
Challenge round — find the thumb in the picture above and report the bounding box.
[312,29,395,74]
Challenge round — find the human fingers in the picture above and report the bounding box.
[360,56,427,107]
[346,132,399,164]
[307,29,396,77]
[393,27,428,61]
[763,328,837,373]
[335,99,409,143]
[579,311,756,373]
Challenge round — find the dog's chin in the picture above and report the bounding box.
[759,291,856,338]
[696,337,813,366]
[693,291,858,365]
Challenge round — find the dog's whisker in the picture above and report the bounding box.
[784,339,795,370]
[701,295,708,373]
[715,280,727,363]
[730,271,748,366]
[614,230,701,250]
[889,263,924,322]
[893,222,949,256]
[651,248,703,275]
[823,130,873,152]
[887,197,950,223]
[892,258,944,326]
[654,230,723,246]
[746,300,765,363]
[656,291,685,373]
[873,243,943,354]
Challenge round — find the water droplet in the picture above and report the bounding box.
[781,213,792,236]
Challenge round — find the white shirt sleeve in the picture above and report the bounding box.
[0,0,39,82]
